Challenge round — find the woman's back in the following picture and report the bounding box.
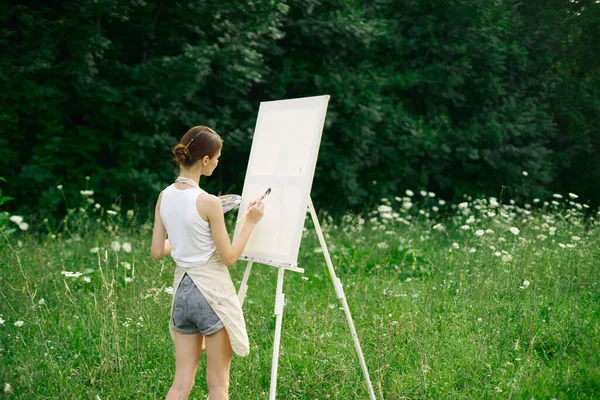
[159,184,216,267]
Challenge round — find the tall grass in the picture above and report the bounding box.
[1,188,599,399]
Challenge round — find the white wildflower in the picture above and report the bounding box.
[57,185,63,190]
[165,287,173,295]
[494,251,501,257]
[377,242,388,249]
[536,234,547,241]
[475,230,485,237]
[420,190,427,196]
[566,244,576,248]
[431,206,439,212]
[558,243,566,248]
[80,190,94,196]
[428,192,436,198]
[433,223,445,231]
[452,242,460,249]
[124,277,133,283]
[549,227,557,235]
[127,210,134,218]
[18,222,29,231]
[522,171,528,176]
[83,277,91,283]
[568,193,578,199]
[571,236,581,241]
[121,262,131,270]
[552,193,563,199]
[0,317,4,325]
[61,271,82,278]
[9,215,23,224]
[14,320,24,327]
[522,280,530,289]
[111,241,121,252]
[438,199,446,205]
[106,210,118,216]
[89,247,100,253]
[485,229,495,234]
[509,227,520,235]
[122,242,132,253]
[402,202,413,210]
[405,189,414,197]
[469,248,477,253]
[551,200,559,206]
[4,383,11,393]
[502,254,513,263]
[380,212,393,219]
[95,203,101,209]
[458,202,469,209]
[489,198,500,208]
[313,247,323,253]
[487,211,496,217]
[38,298,45,305]
[533,198,540,203]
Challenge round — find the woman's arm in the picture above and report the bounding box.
[151,191,171,260]
[204,195,264,267]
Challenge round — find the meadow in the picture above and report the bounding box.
[1,187,599,399]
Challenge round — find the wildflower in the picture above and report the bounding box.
[489,198,500,208]
[432,206,439,212]
[494,251,501,257]
[521,280,530,289]
[533,198,540,203]
[80,190,94,196]
[420,190,427,196]
[485,229,495,234]
[38,298,45,305]
[106,210,118,216]
[509,227,520,235]
[566,244,576,248]
[433,223,445,231]
[568,193,578,199]
[551,200,559,206]
[522,171,528,176]
[536,234,547,241]
[501,254,513,263]
[549,227,557,235]
[313,247,323,253]
[558,243,566,248]
[552,193,563,199]
[57,185,63,190]
[61,271,82,278]
[111,241,121,252]
[127,210,134,218]
[458,202,469,209]
[90,247,100,253]
[475,230,485,237]
[9,215,23,224]
[405,189,414,197]
[452,242,460,249]
[438,199,446,205]
[124,277,133,283]
[380,212,393,219]
[86,176,91,181]
[14,320,24,327]
[95,203,101,209]
[83,277,91,283]
[460,225,470,231]
[469,248,477,253]
[4,383,11,393]
[402,202,413,210]
[122,242,132,253]
[165,287,173,295]
[0,317,4,325]
[487,211,496,217]
[571,236,581,241]
[377,242,388,249]
[428,192,436,198]
[121,262,131,270]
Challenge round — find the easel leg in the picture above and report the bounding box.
[269,266,285,400]
[238,261,253,307]
[308,199,377,400]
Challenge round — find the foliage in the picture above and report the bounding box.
[0,0,598,223]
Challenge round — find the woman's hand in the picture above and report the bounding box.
[246,200,265,224]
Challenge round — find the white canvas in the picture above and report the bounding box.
[232,95,330,270]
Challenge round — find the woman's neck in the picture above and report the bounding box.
[178,170,201,186]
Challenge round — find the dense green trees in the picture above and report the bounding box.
[1,0,598,223]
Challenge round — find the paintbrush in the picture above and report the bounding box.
[236,187,271,224]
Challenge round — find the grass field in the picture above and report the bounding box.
[1,190,599,399]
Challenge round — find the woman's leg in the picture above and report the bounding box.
[166,331,204,400]
[204,328,233,400]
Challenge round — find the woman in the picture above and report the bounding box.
[150,126,264,400]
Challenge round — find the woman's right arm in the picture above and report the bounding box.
[205,196,264,267]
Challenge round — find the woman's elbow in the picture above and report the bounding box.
[151,250,162,260]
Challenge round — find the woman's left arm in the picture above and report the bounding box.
[151,191,172,260]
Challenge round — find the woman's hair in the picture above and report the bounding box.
[172,126,223,168]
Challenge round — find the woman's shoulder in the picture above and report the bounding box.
[196,192,222,213]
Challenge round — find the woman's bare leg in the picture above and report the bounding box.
[166,331,204,400]
[204,328,232,400]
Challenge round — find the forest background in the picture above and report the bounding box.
[1,0,599,223]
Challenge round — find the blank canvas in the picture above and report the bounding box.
[232,95,330,270]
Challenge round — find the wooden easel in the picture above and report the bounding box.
[237,198,377,400]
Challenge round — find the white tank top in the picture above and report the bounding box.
[159,184,216,268]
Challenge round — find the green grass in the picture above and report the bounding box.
[1,193,599,399]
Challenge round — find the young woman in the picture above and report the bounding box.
[150,126,264,400]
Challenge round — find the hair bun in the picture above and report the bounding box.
[172,144,192,163]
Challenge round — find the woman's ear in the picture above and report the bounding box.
[203,155,210,165]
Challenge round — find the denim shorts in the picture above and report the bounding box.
[172,273,224,335]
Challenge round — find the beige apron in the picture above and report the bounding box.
[168,253,249,357]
